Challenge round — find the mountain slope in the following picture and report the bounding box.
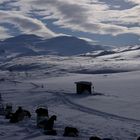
[35,36,104,55]
[0,34,105,56]
[3,34,42,44]
[0,34,41,57]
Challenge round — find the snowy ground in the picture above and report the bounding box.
[0,48,140,140]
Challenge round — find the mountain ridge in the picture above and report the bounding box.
[0,34,107,56]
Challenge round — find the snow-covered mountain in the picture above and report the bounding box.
[0,34,106,57]
[83,45,140,58]
[34,36,106,56]
[1,34,139,59]
[0,34,41,57]
[0,33,140,73]
[0,41,140,74]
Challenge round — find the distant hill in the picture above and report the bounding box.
[4,34,42,44]
[35,36,106,55]
[0,34,107,56]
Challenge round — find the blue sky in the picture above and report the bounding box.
[0,0,140,47]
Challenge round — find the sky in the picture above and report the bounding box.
[0,0,140,47]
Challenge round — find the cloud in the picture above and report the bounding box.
[126,0,140,4]
[23,0,140,35]
[0,26,12,40]
[0,10,56,39]
[0,0,139,39]
[36,0,140,36]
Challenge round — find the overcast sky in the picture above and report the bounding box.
[0,0,140,47]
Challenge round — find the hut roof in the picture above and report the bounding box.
[75,81,92,85]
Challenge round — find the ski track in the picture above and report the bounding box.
[30,89,140,125]
[2,79,140,125]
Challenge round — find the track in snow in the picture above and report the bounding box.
[22,79,140,125]
[35,89,140,125]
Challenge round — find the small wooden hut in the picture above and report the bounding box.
[75,81,93,94]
